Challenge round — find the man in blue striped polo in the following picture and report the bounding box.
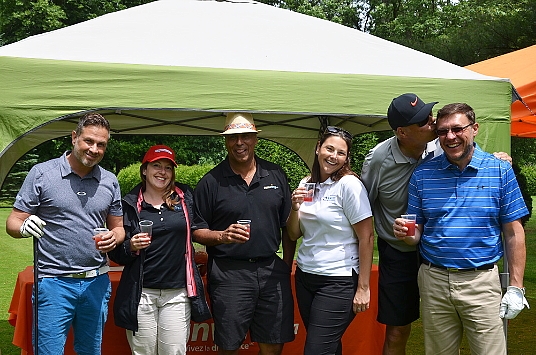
[394,102,530,355]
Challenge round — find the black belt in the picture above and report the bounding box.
[422,259,495,272]
[246,256,272,263]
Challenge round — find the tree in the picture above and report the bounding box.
[366,0,536,66]
[258,0,366,30]
[0,0,153,45]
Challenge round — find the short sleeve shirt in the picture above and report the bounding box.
[361,136,440,252]
[297,175,372,276]
[407,145,529,268]
[14,152,123,276]
[139,200,187,289]
[193,156,291,259]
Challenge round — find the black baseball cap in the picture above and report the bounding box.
[387,93,438,130]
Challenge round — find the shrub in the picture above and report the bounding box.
[117,163,215,196]
[520,165,536,196]
[256,139,310,190]
[516,164,535,225]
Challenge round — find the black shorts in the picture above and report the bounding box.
[207,255,295,350]
[377,237,420,326]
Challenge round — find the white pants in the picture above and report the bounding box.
[127,288,191,355]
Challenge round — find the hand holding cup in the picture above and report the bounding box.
[237,220,251,240]
[93,227,109,251]
[393,214,419,245]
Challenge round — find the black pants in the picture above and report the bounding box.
[295,267,358,355]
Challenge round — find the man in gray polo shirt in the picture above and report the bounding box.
[361,93,438,355]
[6,112,124,354]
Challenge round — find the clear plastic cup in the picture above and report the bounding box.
[303,183,315,202]
[139,220,153,241]
[237,219,251,236]
[93,227,109,249]
[401,214,417,236]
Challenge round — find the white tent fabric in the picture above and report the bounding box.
[0,0,512,189]
[1,0,502,79]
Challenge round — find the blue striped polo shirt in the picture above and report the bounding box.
[407,144,528,269]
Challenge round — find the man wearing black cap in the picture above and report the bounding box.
[361,93,439,355]
[361,94,511,355]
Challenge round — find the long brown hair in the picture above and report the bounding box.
[309,126,358,183]
[140,161,179,209]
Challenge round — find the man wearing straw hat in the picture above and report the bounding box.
[193,112,295,355]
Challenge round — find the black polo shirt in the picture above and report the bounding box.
[139,200,187,289]
[193,156,291,259]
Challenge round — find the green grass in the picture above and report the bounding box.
[1,201,536,354]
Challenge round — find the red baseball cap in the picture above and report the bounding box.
[142,145,177,167]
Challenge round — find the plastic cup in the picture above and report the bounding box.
[139,220,153,241]
[401,214,417,237]
[93,227,109,249]
[237,219,251,236]
[303,183,315,202]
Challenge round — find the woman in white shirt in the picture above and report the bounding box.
[287,126,374,355]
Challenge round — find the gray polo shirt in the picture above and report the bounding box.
[361,137,440,252]
[14,151,122,276]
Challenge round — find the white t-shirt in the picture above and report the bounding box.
[297,174,372,276]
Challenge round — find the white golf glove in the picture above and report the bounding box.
[499,286,530,319]
[20,215,47,238]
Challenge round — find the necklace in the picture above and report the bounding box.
[232,162,256,180]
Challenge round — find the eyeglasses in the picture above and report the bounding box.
[435,123,473,137]
[417,113,435,127]
[417,117,430,127]
[326,126,352,140]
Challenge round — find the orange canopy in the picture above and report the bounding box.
[466,45,536,137]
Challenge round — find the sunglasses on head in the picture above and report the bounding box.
[325,126,352,140]
[435,123,473,137]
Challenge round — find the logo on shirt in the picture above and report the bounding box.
[264,185,279,190]
[322,195,336,201]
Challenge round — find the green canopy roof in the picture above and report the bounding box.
[0,0,512,189]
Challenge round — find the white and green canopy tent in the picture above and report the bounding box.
[0,0,512,189]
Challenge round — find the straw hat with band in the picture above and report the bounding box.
[220,112,261,135]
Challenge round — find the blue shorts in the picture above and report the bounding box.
[207,255,295,350]
[33,273,111,354]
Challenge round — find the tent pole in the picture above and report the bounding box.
[33,236,39,355]
[500,235,509,351]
